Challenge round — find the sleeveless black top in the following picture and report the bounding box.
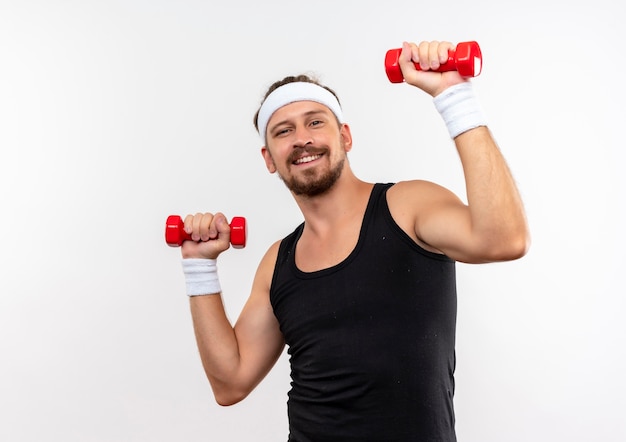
[270,183,457,441]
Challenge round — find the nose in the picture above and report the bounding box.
[292,124,314,148]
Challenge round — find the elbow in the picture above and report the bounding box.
[502,234,531,261]
[486,229,531,262]
[215,395,244,407]
[509,223,532,259]
[212,384,250,407]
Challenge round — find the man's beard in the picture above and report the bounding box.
[277,147,346,197]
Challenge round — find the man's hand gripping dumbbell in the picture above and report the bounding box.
[165,213,247,296]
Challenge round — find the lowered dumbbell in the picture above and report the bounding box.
[385,41,482,83]
[165,215,247,248]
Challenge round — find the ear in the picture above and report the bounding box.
[261,146,277,173]
[340,123,353,153]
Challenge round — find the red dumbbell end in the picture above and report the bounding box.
[230,216,247,249]
[454,41,482,77]
[165,215,188,247]
[384,48,406,83]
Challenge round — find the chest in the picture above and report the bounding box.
[272,228,457,352]
[294,221,361,272]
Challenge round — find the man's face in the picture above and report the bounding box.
[261,101,352,197]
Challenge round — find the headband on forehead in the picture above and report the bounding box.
[257,82,343,143]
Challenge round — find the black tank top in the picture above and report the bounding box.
[270,183,457,441]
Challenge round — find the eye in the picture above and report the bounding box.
[274,127,291,137]
[310,119,324,127]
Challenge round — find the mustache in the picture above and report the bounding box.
[287,146,328,164]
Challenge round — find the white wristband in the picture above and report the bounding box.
[181,258,221,296]
[433,82,487,139]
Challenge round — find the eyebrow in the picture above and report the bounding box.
[268,109,330,134]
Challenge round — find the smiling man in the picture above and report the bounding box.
[177,41,530,441]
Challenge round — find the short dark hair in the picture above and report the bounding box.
[253,74,341,132]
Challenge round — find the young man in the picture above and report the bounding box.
[178,41,530,441]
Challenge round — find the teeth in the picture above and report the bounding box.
[294,154,321,164]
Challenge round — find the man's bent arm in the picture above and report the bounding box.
[190,241,285,406]
[393,41,530,263]
[414,126,530,263]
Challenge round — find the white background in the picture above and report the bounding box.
[1,1,624,441]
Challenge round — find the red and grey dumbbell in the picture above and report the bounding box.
[165,215,247,248]
[385,41,482,83]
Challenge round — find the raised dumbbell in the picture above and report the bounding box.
[165,215,247,248]
[385,41,482,83]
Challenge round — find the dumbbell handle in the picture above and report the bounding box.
[385,41,482,83]
[165,215,247,248]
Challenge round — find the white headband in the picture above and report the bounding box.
[257,82,343,143]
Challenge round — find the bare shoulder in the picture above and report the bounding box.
[387,179,461,209]
[386,180,465,253]
[237,239,283,335]
[252,240,282,293]
[260,239,282,265]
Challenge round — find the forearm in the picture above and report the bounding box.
[181,257,244,399]
[455,126,530,259]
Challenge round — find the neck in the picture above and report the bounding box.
[292,169,373,236]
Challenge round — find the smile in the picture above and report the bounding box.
[293,154,323,165]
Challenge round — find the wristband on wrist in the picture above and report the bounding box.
[181,258,221,296]
[433,82,487,139]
